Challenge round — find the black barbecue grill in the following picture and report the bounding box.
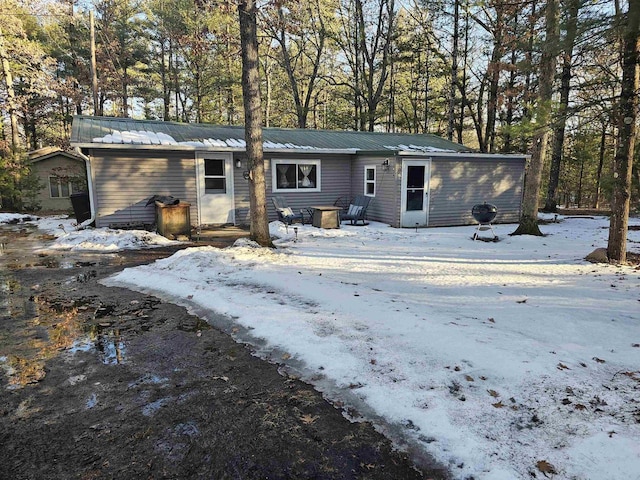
[471,203,498,240]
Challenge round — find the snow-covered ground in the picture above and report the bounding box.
[99,215,640,480]
[0,214,179,251]
[3,212,640,479]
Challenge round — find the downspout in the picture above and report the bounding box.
[74,147,96,229]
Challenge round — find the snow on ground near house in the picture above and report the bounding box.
[0,213,39,224]
[0,214,180,252]
[41,226,180,252]
[26,213,640,478]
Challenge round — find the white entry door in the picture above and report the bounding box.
[401,160,431,227]
[196,153,235,225]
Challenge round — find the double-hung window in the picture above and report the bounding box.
[364,165,376,197]
[272,159,321,192]
[49,176,74,198]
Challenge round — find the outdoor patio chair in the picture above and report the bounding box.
[272,196,306,225]
[340,195,372,226]
[333,195,354,217]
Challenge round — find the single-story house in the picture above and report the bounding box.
[70,115,527,229]
[28,147,88,212]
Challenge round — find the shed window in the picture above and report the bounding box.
[49,176,75,198]
[364,166,376,197]
[272,159,321,192]
[204,159,226,193]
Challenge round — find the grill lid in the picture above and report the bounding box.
[472,203,497,224]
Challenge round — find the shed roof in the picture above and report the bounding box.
[71,115,474,154]
[28,146,84,163]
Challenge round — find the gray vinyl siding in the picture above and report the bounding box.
[350,155,401,226]
[428,156,525,227]
[232,153,352,225]
[89,149,197,228]
[30,155,86,213]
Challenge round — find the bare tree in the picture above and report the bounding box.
[512,0,559,236]
[607,0,639,263]
[447,0,460,141]
[262,0,329,129]
[0,26,20,151]
[544,0,580,212]
[238,0,272,247]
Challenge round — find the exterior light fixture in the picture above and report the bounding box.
[235,159,242,168]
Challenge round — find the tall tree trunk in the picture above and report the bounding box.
[522,0,537,152]
[593,122,607,209]
[238,0,272,247]
[447,0,459,141]
[607,0,640,263]
[544,0,579,212]
[225,8,236,125]
[0,26,20,151]
[504,34,517,152]
[512,0,559,236]
[160,39,170,121]
[90,10,100,116]
[457,2,469,144]
[122,66,129,118]
[262,57,272,128]
[484,6,504,154]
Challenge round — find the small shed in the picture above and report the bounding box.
[70,116,527,229]
[28,147,87,213]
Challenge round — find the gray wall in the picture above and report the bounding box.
[232,153,352,225]
[350,155,401,226]
[428,156,525,226]
[89,149,198,228]
[30,155,87,213]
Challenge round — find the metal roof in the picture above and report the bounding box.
[70,115,475,154]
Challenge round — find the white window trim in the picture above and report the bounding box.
[48,176,74,198]
[364,165,376,197]
[203,158,227,194]
[272,159,321,193]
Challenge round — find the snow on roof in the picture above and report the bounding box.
[384,144,457,153]
[92,129,353,151]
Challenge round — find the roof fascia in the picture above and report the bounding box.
[29,152,84,163]
[71,142,360,155]
[397,151,530,160]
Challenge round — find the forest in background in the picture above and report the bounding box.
[0,0,637,214]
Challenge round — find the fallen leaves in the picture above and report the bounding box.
[536,460,557,477]
[592,357,606,364]
[299,414,319,425]
[487,389,500,398]
[557,363,570,371]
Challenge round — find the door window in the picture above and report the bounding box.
[406,165,425,211]
[204,159,226,193]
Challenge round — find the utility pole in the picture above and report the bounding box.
[90,10,99,115]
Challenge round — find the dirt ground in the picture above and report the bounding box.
[0,225,449,480]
